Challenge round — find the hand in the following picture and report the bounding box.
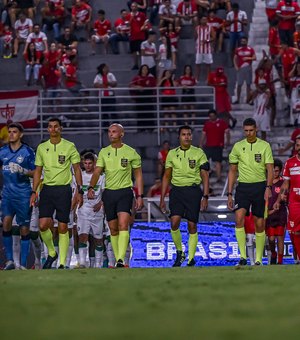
[9,162,25,174]
[200,197,208,211]
[135,196,144,210]
[227,195,234,210]
[30,193,36,207]
[87,188,95,199]
[76,192,83,208]
[160,199,166,213]
[93,202,102,212]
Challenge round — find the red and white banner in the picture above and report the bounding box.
[0,91,38,128]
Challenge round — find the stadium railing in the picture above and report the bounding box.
[26,86,215,146]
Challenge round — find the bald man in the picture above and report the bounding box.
[87,124,144,267]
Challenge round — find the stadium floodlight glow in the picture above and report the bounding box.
[217,205,227,210]
[217,214,227,219]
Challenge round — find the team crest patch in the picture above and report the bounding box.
[189,159,196,169]
[58,155,66,164]
[16,155,24,164]
[275,187,280,194]
[121,158,128,167]
[254,154,262,163]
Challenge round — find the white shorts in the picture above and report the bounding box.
[253,112,271,132]
[29,206,39,232]
[103,218,110,237]
[195,53,213,65]
[92,34,109,43]
[77,208,104,239]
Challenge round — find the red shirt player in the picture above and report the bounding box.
[276,137,300,259]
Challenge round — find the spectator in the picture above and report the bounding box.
[71,0,92,41]
[157,140,170,177]
[149,0,163,24]
[56,26,78,53]
[195,0,210,16]
[13,12,32,57]
[178,64,196,125]
[211,0,231,16]
[157,69,178,130]
[176,0,198,28]
[147,177,170,197]
[233,36,256,104]
[24,24,48,59]
[141,31,157,77]
[91,9,111,55]
[157,35,176,77]
[41,1,65,41]
[207,9,225,53]
[58,46,74,74]
[278,126,300,155]
[127,0,147,13]
[276,0,300,46]
[265,0,279,23]
[268,19,281,77]
[289,62,300,126]
[159,0,177,35]
[129,1,147,70]
[93,63,117,127]
[0,120,12,146]
[226,3,248,60]
[24,42,41,85]
[109,9,130,55]
[200,109,230,183]
[165,22,179,52]
[207,66,236,128]
[194,15,215,82]
[294,20,300,49]
[129,64,156,130]
[46,41,61,68]
[8,0,35,26]
[1,23,12,58]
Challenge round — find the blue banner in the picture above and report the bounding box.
[130,222,295,267]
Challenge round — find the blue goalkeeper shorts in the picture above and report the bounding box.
[1,196,32,227]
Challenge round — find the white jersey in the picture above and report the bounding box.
[265,0,278,9]
[254,92,269,116]
[15,18,33,39]
[82,171,105,208]
[141,40,157,68]
[26,31,47,51]
[226,10,247,32]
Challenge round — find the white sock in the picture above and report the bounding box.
[79,246,87,266]
[31,238,42,264]
[106,241,115,267]
[124,243,131,266]
[12,235,20,268]
[66,235,74,268]
[95,246,104,268]
[89,257,95,268]
[246,233,255,265]
[267,250,272,265]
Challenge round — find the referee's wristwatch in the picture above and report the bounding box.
[203,195,209,200]
[136,194,144,198]
[77,185,84,195]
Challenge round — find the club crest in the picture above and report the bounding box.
[121,158,128,168]
[16,155,24,164]
[58,155,66,164]
[254,154,262,163]
[189,159,196,169]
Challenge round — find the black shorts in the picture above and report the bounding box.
[234,181,266,218]
[130,40,143,53]
[39,185,72,224]
[204,146,223,162]
[102,187,134,222]
[169,185,202,223]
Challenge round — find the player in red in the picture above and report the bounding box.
[91,9,111,55]
[266,159,287,264]
[274,137,300,260]
[279,127,300,155]
[71,0,92,41]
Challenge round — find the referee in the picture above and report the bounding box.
[227,118,274,266]
[30,118,83,269]
[160,125,209,267]
[87,123,144,268]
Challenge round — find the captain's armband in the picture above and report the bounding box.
[200,162,210,171]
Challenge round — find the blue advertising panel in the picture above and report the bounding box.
[130,222,295,267]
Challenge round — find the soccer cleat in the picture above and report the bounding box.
[4,261,15,270]
[116,259,125,268]
[270,257,277,265]
[255,261,263,266]
[187,258,196,267]
[42,252,58,269]
[236,258,247,266]
[19,266,27,270]
[58,265,65,269]
[172,251,186,267]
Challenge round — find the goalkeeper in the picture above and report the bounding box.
[0,123,36,270]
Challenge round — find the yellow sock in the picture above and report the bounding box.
[255,231,266,263]
[171,229,182,251]
[235,227,246,259]
[111,235,119,261]
[188,232,198,262]
[59,232,69,266]
[118,231,129,262]
[40,229,56,257]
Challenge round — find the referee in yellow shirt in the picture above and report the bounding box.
[160,125,210,267]
[30,118,83,269]
[87,123,144,268]
[227,118,274,266]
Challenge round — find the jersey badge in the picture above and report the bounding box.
[189,159,196,169]
[58,155,66,164]
[121,158,128,167]
[254,153,262,163]
[275,187,280,194]
[16,155,24,164]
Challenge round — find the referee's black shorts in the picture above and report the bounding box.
[169,185,202,223]
[39,185,72,224]
[102,187,134,222]
[234,181,266,218]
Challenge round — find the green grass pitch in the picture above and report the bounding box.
[1,266,300,340]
